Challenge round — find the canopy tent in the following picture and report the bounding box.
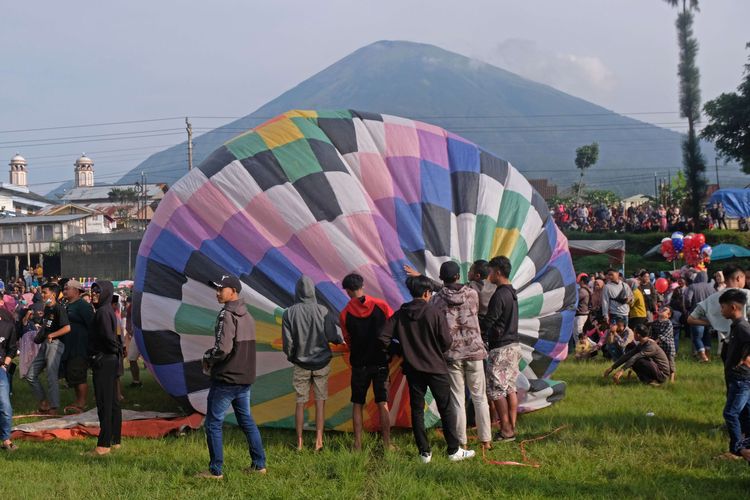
[710,243,750,261]
[568,240,626,266]
[708,189,750,218]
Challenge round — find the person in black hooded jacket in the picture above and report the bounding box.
[86,280,122,456]
[379,276,475,464]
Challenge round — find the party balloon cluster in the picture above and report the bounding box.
[660,232,712,268]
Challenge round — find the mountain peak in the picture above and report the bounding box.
[117,41,726,195]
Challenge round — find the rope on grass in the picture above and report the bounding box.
[482,425,570,468]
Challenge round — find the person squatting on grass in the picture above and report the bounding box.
[282,275,344,452]
[431,261,492,450]
[0,306,17,451]
[603,324,671,386]
[379,275,475,463]
[717,289,750,463]
[480,256,522,443]
[86,281,123,456]
[198,275,266,479]
[339,273,394,451]
[24,282,70,415]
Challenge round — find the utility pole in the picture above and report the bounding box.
[715,156,720,188]
[654,172,658,198]
[141,171,147,231]
[186,117,194,171]
[668,170,672,205]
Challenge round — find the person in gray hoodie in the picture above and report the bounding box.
[282,275,343,451]
[431,261,491,450]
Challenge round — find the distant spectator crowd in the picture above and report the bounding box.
[553,201,741,233]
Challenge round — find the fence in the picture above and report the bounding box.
[61,232,144,281]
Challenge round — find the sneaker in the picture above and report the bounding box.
[419,452,432,464]
[195,470,223,479]
[448,448,476,462]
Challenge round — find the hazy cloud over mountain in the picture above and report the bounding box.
[485,39,617,105]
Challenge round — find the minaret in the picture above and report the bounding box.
[9,153,28,186]
[74,153,95,187]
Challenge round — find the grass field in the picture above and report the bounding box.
[5,350,750,499]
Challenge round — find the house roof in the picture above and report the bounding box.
[0,213,89,225]
[0,186,55,205]
[59,184,166,201]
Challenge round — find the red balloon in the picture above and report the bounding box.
[695,233,706,247]
[655,277,669,294]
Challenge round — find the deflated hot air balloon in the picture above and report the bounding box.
[133,110,576,430]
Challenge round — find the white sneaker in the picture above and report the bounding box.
[448,448,476,462]
[419,452,432,464]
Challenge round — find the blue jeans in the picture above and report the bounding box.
[723,377,750,455]
[25,339,64,408]
[205,382,266,476]
[0,367,12,441]
[690,326,712,353]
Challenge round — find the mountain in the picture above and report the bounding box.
[117,40,744,196]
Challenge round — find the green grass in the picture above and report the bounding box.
[6,352,750,499]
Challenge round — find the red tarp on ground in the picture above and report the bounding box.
[12,411,203,441]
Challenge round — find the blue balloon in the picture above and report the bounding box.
[671,232,684,252]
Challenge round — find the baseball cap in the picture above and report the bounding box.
[210,274,242,292]
[65,279,83,290]
[439,261,461,281]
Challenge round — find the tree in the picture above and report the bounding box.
[108,187,139,204]
[574,142,599,199]
[664,0,707,219]
[701,44,750,174]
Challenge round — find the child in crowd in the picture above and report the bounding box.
[602,317,634,361]
[652,306,676,382]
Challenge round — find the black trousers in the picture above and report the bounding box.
[405,369,459,455]
[632,357,667,384]
[93,354,122,447]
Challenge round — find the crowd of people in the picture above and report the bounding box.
[1,255,748,471]
[0,274,138,455]
[553,201,737,233]
[572,264,750,462]
[197,256,521,477]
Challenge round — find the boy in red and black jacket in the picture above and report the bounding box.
[340,273,393,451]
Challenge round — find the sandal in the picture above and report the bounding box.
[64,405,85,414]
[1,442,18,451]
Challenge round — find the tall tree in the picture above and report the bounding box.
[664,0,707,219]
[574,142,599,199]
[701,44,750,174]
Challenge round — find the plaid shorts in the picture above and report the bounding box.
[486,344,522,400]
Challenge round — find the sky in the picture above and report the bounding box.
[1,0,748,192]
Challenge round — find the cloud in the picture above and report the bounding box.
[484,39,616,99]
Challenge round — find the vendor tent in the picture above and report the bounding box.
[708,189,750,218]
[710,243,750,261]
[568,240,626,266]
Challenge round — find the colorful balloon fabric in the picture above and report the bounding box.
[133,110,577,431]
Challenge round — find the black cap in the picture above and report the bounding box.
[210,274,242,292]
[439,261,461,281]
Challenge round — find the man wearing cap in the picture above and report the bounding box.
[431,261,491,450]
[198,275,266,479]
[63,279,94,411]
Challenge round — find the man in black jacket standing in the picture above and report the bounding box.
[379,276,475,463]
[198,275,266,479]
[480,256,521,443]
